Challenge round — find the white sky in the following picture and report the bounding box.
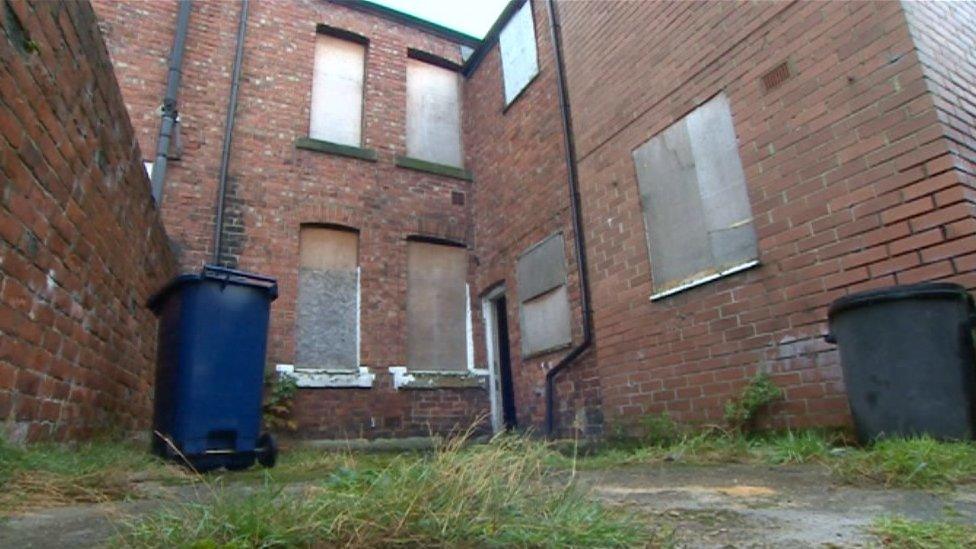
[369,0,511,38]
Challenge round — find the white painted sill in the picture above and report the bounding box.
[276,364,375,388]
[649,260,760,301]
[389,366,488,390]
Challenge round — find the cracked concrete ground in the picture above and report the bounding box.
[2,463,975,548]
[578,463,976,547]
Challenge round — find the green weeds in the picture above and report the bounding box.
[0,438,185,514]
[873,516,976,548]
[723,373,783,433]
[115,435,649,547]
[833,436,976,489]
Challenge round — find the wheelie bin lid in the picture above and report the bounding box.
[147,264,278,313]
[827,282,972,320]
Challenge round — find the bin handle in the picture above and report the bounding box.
[202,264,278,298]
[824,332,836,344]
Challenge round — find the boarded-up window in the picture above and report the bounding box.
[297,227,359,370]
[405,59,463,167]
[633,93,758,298]
[407,241,467,370]
[499,1,539,105]
[517,234,571,356]
[310,33,365,146]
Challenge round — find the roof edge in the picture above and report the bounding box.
[329,0,482,48]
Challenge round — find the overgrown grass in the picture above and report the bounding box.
[872,516,976,548]
[228,447,404,485]
[115,435,649,547]
[0,437,186,514]
[554,426,976,490]
[548,429,829,471]
[833,437,976,489]
[751,430,837,465]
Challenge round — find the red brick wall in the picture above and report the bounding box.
[464,0,599,435]
[903,1,976,234]
[93,0,241,270]
[556,0,976,431]
[93,0,490,440]
[0,0,177,442]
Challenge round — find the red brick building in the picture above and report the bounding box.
[3,0,974,441]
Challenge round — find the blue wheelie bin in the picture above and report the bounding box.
[148,265,279,471]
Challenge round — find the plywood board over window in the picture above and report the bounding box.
[405,59,463,167]
[406,241,468,370]
[517,233,572,356]
[310,34,365,146]
[632,93,758,299]
[499,0,539,105]
[297,226,359,370]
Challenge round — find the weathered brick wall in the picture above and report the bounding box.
[464,0,599,436]
[902,1,976,229]
[0,0,177,442]
[93,0,490,440]
[556,0,976,431]
[93,0,241,270]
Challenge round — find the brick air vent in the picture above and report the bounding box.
[451,191,465,206]
[761,61,792,92]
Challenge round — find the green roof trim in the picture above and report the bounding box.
[329,0,482,47]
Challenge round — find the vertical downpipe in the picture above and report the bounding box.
[150,0,192,205]
[544,0,593,437]
[212,0,249,265]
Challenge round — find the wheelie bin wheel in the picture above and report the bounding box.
[256,433,277,468]
[225,453,256,471]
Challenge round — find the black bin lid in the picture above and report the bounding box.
[147,264,279,313]
[827,282,972,320]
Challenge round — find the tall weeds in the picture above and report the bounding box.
[116,434,647,547]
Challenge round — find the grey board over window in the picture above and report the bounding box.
[517,233,572,356]
[296,226,360,370]
[632,93,758,298]
[499,0,539,106]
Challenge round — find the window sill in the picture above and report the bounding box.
[649,260,760,301]
[389,366,487,390]
[395,156,472,181]
[295,137,377,162]
[276,364,375,388]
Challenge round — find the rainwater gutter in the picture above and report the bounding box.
[149,0,192,205]
[212,0,249,264]
[543,0,593,437]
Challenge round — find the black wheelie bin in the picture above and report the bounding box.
[826,282,976,442]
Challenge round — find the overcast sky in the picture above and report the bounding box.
[370,0,510,38]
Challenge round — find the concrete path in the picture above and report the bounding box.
[578,463,976,547]
[3,463,975,547]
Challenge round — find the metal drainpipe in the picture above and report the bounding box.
[212,0,249,265]
[150,0,192,205]
[544,0,593,437]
